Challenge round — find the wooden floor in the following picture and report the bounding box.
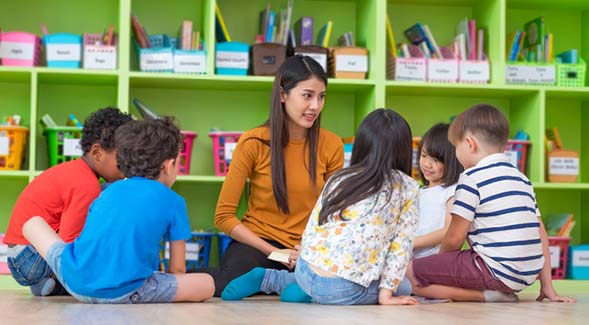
[0,289,587,324]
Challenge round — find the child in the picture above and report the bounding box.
[413,123,463,259]
[221,109,419,306]
[406,104,575,303]
[3,107,132,296]
[22,117,215,304]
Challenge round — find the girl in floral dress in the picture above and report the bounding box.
[221,108,419,306]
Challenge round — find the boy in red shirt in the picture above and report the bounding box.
[3,107,132,296]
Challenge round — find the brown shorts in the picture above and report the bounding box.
[412,249,515,293]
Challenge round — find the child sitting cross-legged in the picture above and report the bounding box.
[406,104,575,303]
[22,117,214,304]
[221,108,419,306]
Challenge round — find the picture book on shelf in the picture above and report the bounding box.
[545,213,575,237]
[215,4,232,42]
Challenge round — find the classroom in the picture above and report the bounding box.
[0,0,587,323]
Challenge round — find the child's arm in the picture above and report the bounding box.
[168,240,187,274]
[439,214,470,253]
[413,197,454,249]
[536,217,576,303]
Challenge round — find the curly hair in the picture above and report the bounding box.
[80,107,133,154]
[115,117,183,179]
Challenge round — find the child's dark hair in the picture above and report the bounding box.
[80,107,133,154]
[263,55,327,215]
[318,108,412,225]
[448,103,509,150]
[418,123,463,186]
[115,117,183,179]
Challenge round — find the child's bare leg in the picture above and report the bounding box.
[406,261,484,302]
[22,216,63,259]
[173,273,215,302]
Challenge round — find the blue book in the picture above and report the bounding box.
[265,11,276,43]
[557,49,578,64]
[404,23,435,55]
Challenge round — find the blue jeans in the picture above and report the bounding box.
[261,258,412,305]
[46,242,178,304]
[6,245,54,287]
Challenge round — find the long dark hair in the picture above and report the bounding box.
[318,109,412,225]
[258,55,327,214]
[418,123,463,186]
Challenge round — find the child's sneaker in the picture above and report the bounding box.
[30,277,56,297]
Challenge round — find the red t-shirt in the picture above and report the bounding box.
[3,159,101,245]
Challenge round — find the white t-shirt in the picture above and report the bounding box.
[413,184,456,259]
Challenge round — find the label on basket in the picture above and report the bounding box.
[0,136,9,155]
[549,245,561,268]
[506,65,556,84]
[63,138,83,157]
[140,52,173,71]
[395,59,426,81]
[46,44,81,61]
[549,157,579,176]
[335,55,368,72]
[216,51,249,69]
[504,150,519,169]
[295,52,327,72]
[460,61,490,82]
[185,242,201,261]
[174,53,207,73]
[0,41,35,60]
[224,142,238,161]
[573,251,589,267]
[428,60,458,81]
[83,47,117,70]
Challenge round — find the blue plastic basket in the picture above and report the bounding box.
[217,233,233,261]
[215,41,249,75]
[135,34,174,73]
[158,232,214,271]
[43,33,82,68]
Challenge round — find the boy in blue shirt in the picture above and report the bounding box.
[406,104,574,303]
[21,117,214,303]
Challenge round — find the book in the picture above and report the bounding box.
[40,113,57,128]
[133,98,161,120]
[477,29,484,60]
[180,20,193,50]
[456,18,471,59]
[523,16,544,62]
[295,16,313,46]
[468,19,476,60]
[404,23,438,58]
[545,127,563,149]
[385,14,398,58]
[317,21,333,48]
[556,49,578,64]
[267,250,290,264]
[506,30,520,61]
[422,24,441,58]
[215,4,231,42]
[265,11,276,43]
[545,213,574,237]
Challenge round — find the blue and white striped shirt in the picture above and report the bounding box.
[451,153,544,291]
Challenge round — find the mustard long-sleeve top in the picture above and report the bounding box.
[214,126,344,248]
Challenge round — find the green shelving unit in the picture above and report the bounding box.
[1,0,589,252]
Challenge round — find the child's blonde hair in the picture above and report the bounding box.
[448,104,509,150]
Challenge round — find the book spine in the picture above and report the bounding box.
[301,17,313,46]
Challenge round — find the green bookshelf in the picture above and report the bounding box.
[1,0,589,257]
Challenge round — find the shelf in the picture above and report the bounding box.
[0,171,31,178]
[176,175,225,183]
[534,183,589,190]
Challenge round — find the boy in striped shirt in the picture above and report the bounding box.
[405,104,574,303]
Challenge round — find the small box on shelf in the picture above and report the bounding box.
[215,42,249,76]
[83,33,117,70]
[505,62,556,86]
[251,43,286,76]
[43,33,82,68]
[329,47,368,79]
[0,126,28,170]
[0,31,42,67]
[293,46,328,74]
[135,34,174,73]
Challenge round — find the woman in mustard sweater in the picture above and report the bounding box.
[207,56,343,296]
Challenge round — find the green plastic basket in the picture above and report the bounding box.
[556,58,586,87]
[43,127,83,166]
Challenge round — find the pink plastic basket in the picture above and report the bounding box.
[548,237,571,279]
[209,131,243,176]
[0,234,10,274]
[0,32,42,66]
[178,131,197,175]
[504,140,531,174]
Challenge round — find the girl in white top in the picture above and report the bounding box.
[413,123,463,259]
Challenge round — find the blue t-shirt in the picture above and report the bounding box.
[60,177,191,298]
